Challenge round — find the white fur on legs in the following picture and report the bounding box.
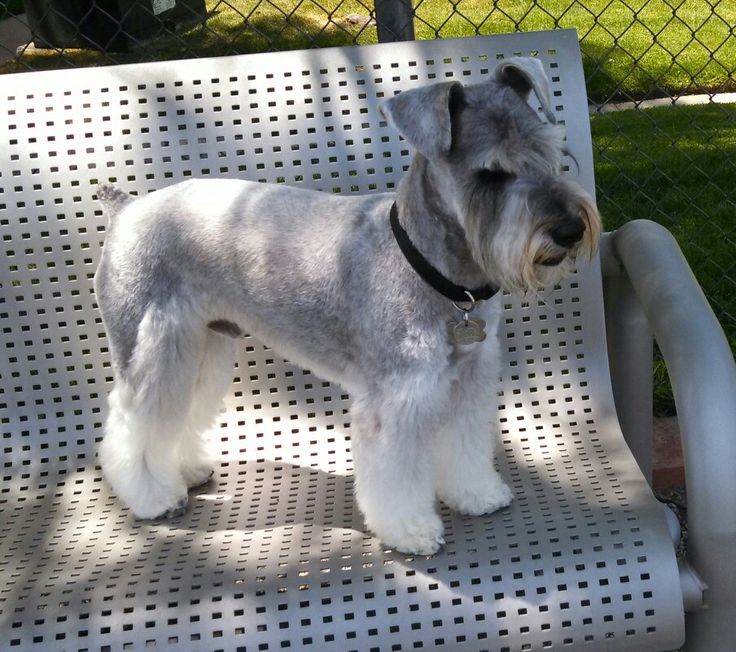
[352,427,443,555]
[99,301,205,519]
[99,385,189,518]
[433,356,513,516]
[179,331,236,488]
[434,412,513,516]
[351,378,451,555]
[178,432,215,490]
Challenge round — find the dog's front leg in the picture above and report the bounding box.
[433,408,513,516]
[350,377,450,555]
[433,357,513,516]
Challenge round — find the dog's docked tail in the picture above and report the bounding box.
[97,183,134,223]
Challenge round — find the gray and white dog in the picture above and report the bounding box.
[94,57,601,555]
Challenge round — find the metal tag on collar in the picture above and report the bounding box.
[448,291,487,346]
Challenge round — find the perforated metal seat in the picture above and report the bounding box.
[2,29,726,651]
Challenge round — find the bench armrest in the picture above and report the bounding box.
[608,219,736,649]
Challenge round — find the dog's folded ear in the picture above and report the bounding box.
[494,57,557,124]
[379,81,464,159]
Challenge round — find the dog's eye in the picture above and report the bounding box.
[476,168,514,185]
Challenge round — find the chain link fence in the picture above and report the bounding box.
[1,0,734,413]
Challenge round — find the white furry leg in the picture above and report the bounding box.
[179,331,236,488]
[99,302,205,519]
[99,383,190,518]
[178,436,215,489]
[178,428,216,490]
[352,428,443,555]
[433,390,513,516]
[351,380,451,556]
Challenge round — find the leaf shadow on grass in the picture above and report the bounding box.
[182,7,366,56]
[4,6,735,105]
[0,9,377,73]
[580,35,736,105]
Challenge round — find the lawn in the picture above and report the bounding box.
[593,102,736,325]
[3,0,735,103]
[591,101,736,412]
[414,0,736,101]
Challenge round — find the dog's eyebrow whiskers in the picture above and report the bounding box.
[208,319,244,338]
[476,167,515,185]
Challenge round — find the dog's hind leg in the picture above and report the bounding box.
[99,301,206,519]
[179,330,236,489]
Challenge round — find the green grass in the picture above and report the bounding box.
[0,0,374,72]
[591,102,736,413]
[3,0,735,103]
[414,0,736,102]
[593,102,736,318]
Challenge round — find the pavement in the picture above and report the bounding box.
[653,416,685,489]
[591,92,736,113]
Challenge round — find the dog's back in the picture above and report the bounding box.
[93,178,400,389]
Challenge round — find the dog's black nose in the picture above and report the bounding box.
[549,218,585,248]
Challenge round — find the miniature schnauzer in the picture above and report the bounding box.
[95,57,601,555]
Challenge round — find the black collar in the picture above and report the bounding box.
[389,202,498,303]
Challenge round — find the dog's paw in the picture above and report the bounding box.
[129,491,189,520]
[372,512,446,556]
[159,495,189,519]
[120,474,189,520]
[106,468,189,521]
[183,465,215,489]
[440,473,513,516]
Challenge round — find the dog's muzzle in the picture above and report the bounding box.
[538,217,587,266]
[549,218,586,249]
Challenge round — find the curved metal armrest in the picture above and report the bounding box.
[609,219,736,650]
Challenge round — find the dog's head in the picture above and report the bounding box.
[380,57,602,293]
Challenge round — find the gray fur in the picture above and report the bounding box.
[97,184,135,221]
[380,80,462,159]
[94,58,601,555]
[494,57,557,123]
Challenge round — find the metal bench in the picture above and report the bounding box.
[2,28,734,651]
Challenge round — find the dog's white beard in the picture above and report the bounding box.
[476,191,600,294]
[523,228,580,291]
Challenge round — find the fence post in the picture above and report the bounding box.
[374,0,415,42]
